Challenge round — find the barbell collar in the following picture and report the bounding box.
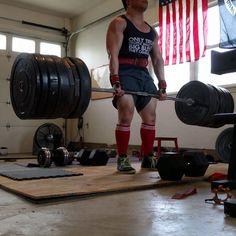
[92,87,195,106]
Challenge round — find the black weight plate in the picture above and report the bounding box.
[63,57,81,117]
[37,148,52,168]
[205,86,225,128]
[218,87,230,113]
[43,55,60,118]
[10,53,41,119]
[34,54,50,118]
[215,127,234,163]
[60,58,76,118]
[208,85,220,113]
[67,57,91,118]
[50,56,74,118]
[221,87,234,113]
[214,86,226,113]
[198,84,219,127]
[175,81,211,125]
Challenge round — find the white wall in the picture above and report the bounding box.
[0,3,72,153]
[0,3,70,42]
[71,0,235,150]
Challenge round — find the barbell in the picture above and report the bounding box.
[10,53,234,128]
[91,87,195,106]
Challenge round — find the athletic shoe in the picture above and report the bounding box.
[141,155,157,170]
[117,155,136,174]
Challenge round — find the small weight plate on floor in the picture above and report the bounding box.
[37,147,52,168]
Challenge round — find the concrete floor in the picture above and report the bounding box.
[0,161,236,236]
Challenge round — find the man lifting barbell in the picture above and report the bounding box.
[106,0,167,174]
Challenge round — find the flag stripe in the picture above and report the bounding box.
[179,0,183,63]
[172,2,177,64]
[202,0,208,55]
[159,0,208,65]
[165,4,171,65]
[193,0,199,60]
[185,0,191,62]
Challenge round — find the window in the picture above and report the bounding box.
[0,34,6,50]
[40,42,61,57]
[198,47,236,86]
[12,37,35,53]
[198,5,236,87]
[163,63,190,93]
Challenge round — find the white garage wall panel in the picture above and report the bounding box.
[0,50,66,153]
[0,3,71,153]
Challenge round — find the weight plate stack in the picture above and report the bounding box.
[175,81,234,128]
[10,53,91,119]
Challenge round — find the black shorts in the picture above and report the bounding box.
[112,65,158,112]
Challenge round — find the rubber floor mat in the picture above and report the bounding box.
[0,168,83,180]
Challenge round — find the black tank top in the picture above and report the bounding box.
[118,15,156,59]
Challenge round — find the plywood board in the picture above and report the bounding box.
[0,163,228,202]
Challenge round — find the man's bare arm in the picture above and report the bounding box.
[106,17,126,76]
[150,36,165,82]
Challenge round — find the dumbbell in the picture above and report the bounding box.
[38,147,110,167]
[37,147,76,167]
[77,148,109,166]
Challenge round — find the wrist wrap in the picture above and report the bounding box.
[110,74,120,86]
[158,80,167,89]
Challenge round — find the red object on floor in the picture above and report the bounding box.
[207,172,228,181]
[171,187,197,199]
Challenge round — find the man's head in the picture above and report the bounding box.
[121,0,148,12]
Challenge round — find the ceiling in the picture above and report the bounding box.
[0,0,108,18]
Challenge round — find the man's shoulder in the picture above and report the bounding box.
[110,15,127,28]
[114,15,126,23]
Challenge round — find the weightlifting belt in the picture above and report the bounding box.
[119,58,148,68]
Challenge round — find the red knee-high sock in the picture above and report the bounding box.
[140,123,155,156]
[115,124,130,156]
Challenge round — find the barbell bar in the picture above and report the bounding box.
[91,87,195,106]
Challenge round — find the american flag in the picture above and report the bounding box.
[158,0,208,65]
